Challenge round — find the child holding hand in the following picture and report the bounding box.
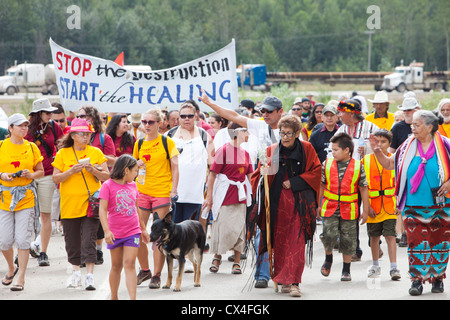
[99,154,150,300]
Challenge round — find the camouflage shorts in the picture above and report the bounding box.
[320,212,357,256]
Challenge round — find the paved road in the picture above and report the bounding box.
[0,219,448,302]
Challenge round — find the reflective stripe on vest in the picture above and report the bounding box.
[321,158,361,220]
[363,154,396,214]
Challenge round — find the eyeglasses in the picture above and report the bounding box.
[74,132,91,137]
[141,120,157,125]
[279,131,297,138]
[180,114,195,119]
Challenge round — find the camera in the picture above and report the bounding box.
[11,170,23,178]
[431,187,445,206]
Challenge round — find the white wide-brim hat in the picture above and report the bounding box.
[29,98,57,115]
[397,97,422,111]
[368,91,391,104]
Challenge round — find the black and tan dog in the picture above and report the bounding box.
[150,212,206,291]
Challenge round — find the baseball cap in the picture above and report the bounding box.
[8,113,30,126]
[259,96,283,112]
[322,104,338,115]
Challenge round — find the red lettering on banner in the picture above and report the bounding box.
[55,51,92,77]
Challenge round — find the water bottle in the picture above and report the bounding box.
[358,136,365,159]
[137,167,146,185]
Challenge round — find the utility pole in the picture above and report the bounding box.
[365,31,375,71]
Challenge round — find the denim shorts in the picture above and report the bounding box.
[106,233,141,250]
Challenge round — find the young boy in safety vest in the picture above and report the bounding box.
[318,132,369,281]
[362,129,401,280]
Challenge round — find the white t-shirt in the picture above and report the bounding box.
[247,118,280,161]
[172,134,208,204]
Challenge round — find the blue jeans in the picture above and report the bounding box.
[173,202,202,223]
[254,228,270,281]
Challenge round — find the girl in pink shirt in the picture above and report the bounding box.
[99,154,149,300]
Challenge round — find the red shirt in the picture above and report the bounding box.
[91,132,116,157]
[210,143,253,205]
[113,134,136,157]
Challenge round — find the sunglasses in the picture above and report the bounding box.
[141,120,157,125]
[54,119,66,123]
[260,109,274,114]
[291,108,301,111]
[74,132,91,137]
[180,114,195,119]
[77,114,87,119]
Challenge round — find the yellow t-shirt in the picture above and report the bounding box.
[133,134,179,197]
[442,124,450,137]
[52,145,107,219]
[365,112,395,131]
[0,139,43,211]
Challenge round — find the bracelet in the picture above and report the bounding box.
[0,173,3,180]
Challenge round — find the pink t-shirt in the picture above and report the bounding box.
[99,179,141,239]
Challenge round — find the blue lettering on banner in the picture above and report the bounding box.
[158,86,174,104]
[59,77,232,106]
[129,80,232,105]
[59,76,99,101]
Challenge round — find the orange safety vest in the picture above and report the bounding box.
[321,158,361,220]
[363,154,396,215]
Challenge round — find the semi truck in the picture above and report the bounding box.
[0,63,58,95]
[237,64,271,91]
[379,62,449,92]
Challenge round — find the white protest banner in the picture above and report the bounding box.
[49,38,238,113]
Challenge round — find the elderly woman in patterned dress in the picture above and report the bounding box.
[369,110,450,296]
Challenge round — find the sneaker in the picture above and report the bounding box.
[431,279,444,293]
[85,273,96,291]
[38,252,50,267]
[368,265,381,278]
[136,269,152,285]
[67,271,82,288]
[254,279,268,288]
[289,284,302,298]
[30,243,40,259]
[351,254,361,262]
[281,284,291,293]
[390,268,401,281]
[184,260,194,273]
[149,275,161,289]
[409,280,423,296]
[398,232,408,247]
[341,272,352,281]
[96,250,104,265]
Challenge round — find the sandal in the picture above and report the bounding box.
[2,268,18,286]
[231,263,242,274]
[10,284,24,291]
[209,257,221,273]
[321,261,332,277]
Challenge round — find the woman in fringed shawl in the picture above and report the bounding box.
[249,115,321,297]
[369,110,450,296]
